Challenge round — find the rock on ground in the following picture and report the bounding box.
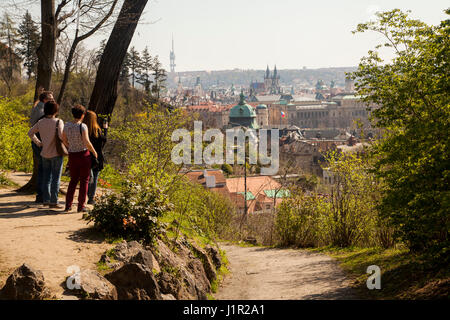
[68,269,117,300]
[105,263,161,300]
[0,264,51,300]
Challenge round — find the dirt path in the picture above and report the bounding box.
[0,172,113,299]
[215,244,358,300]
[1,172,357,300]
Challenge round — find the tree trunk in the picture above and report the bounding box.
[34,0,56,101]
[18,0,56,193]
[88,0,148,117]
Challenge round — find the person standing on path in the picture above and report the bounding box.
[83,111,107,205]
[62,105,98,213]
[28,101,64,208]
[29,91,54,203]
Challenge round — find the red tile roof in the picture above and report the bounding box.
[185,169,226,186]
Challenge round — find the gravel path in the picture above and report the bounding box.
[0,172,113,299]
[215,244,358,300]
[1,172,357,300]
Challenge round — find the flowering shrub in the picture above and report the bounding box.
[87,181,173,243]
[98,178,112,189]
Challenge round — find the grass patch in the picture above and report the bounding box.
[0,172,18,187]
[161,212,213,248]
[96,261,113,275]
[210,247,230,296]
[105,237,124,244]
[211,264,230,294]
[311,245,449,299]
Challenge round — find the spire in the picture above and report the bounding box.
[265,65,270,79]
[170,34,176,73]
[273,64,277,79]
[239,90,246,105]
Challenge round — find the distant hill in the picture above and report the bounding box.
[166,67,357,89]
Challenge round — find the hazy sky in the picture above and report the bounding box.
[128,0,448,71]
[17,0,450,71]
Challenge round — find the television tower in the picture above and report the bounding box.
[170,35,176,73]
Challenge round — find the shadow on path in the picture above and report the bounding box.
[65,227,107,244]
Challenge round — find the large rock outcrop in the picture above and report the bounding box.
[96,238,223,300]
[0,264,51,300]
[101,240,160,273]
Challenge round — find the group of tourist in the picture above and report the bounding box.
[28,91,107,213]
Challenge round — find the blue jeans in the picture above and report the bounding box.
[88,168,100,202]
[41,156,63,204]
[31,142,44,201]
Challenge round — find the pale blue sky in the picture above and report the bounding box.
[18,0,450,71]
[128,0,449,71]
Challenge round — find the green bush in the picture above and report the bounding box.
[87,181,173,244]
[0,97,33,172]
[98,164,124,189]
[276,192,324,247]
[221,163,233,176]
[169,178,237,241]
[275,151,388,249]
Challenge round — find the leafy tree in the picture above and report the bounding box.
[129,46,141,88]
[352,9,450,255]
[151,55,167,101]
[136,46,153,94]
[94,39,107,68]
[119,51,131,87]
[17,11,40,80]
[0,12,20,94]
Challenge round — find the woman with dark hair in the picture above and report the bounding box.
[28,101,64,208]
[29,90,54,204]
[83,110,107,204]
[62,105,98,213]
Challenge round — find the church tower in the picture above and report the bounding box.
[270,65,280,94]
[264,65,271,92]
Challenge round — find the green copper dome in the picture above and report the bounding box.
[229,92,257,118]
[256,104,267,110]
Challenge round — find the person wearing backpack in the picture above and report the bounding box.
[83,110,107,205]
[62,105,98,213]
[28,101,64,208]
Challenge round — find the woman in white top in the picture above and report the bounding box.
[28,101,64,208]
[62,104,98,213]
